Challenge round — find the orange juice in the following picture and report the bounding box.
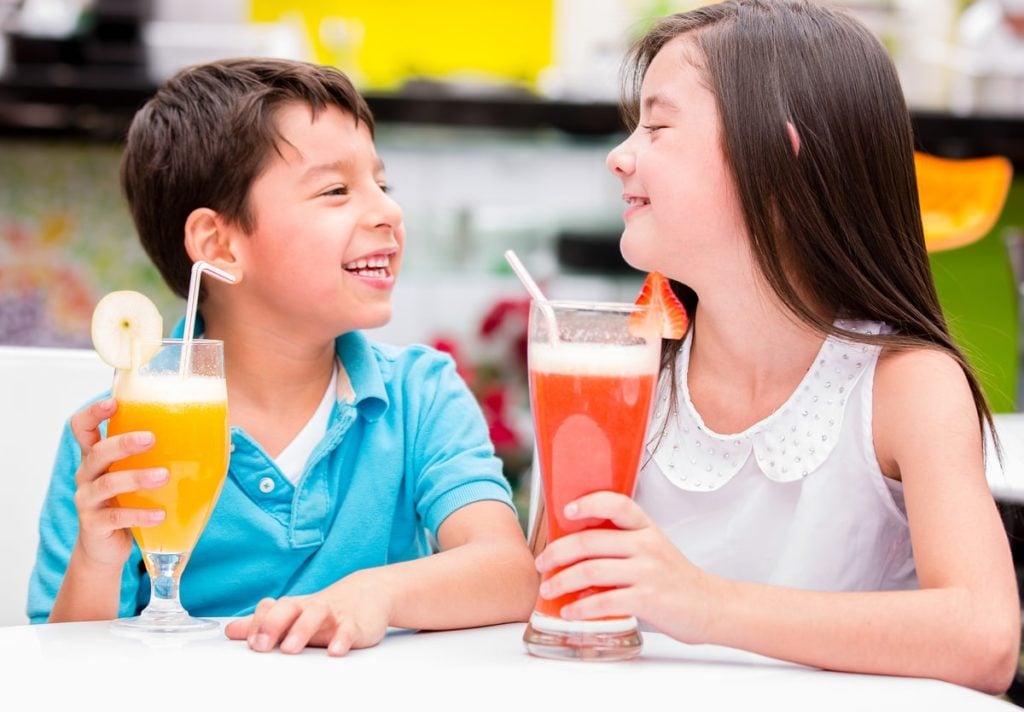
[108,373,229,554]
[529,341,658,619]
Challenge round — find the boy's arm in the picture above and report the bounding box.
[31,400,149,623]
[361,499,537,630]
[28,418,85,623]
[225,351,538,653]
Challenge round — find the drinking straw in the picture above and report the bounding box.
[503,250,558,342]
[180,260,237,377]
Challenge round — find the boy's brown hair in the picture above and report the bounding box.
[121,58,375,299]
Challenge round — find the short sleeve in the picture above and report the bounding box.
[27,415,145,623]
[409,353,515,539]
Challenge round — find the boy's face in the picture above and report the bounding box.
[233,101,403,338]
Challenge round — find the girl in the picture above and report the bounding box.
[533,0,1020,694]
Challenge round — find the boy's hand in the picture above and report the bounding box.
[224,572,390,656]
[70,398,168,569]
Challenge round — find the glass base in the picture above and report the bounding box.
[110,610,220,634]
[523,612,643,661]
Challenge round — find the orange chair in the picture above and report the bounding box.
[917,151,1019,413]
[916,151,1013,253]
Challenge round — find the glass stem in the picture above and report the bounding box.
[142,552,187,616]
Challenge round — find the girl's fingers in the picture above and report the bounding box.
[76,432,155,487]
[75,468,168,510]
[559,587,636,622]
[535,527,638,573]
[70,398,117,454]
[564,492,650,531]
[539,558,638,600]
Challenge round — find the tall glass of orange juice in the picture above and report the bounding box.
[107,339,229,633]
[523,300,661,661]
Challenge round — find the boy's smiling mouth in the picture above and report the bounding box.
[343,252,393,279]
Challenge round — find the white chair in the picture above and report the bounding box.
[0,346,112,626]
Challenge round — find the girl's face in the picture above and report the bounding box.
[606,37,750,289]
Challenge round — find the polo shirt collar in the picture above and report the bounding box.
[334,331,388,421]
[169,315,388,421]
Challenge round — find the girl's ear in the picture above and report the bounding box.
[183,208,243,284]
[786,121,801,157]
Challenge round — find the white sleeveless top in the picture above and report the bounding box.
[635,319,918,592]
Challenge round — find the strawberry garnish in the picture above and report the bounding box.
[632,271,688,339]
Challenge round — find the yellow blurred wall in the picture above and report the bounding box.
[251,0,555,90]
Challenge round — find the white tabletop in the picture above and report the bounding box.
[0,620,1012,710]
[989,413,1024,503]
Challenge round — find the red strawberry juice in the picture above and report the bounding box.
[528,340,659,619]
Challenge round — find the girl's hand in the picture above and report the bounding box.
[535,491,717,643]
[224,573,390,656]
[70,398,167,569]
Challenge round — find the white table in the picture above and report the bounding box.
[989,413,1024,503]
[0,621,1012,710]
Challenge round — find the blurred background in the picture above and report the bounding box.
[0,0,1022,505]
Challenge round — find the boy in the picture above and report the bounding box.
[28,58,538,655]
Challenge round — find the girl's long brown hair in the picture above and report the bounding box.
[530,0,996,553]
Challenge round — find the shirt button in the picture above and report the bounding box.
[258,477,275,494]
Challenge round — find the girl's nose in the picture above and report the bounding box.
[606,136,636,177]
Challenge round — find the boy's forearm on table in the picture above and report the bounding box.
[355,538,539,631]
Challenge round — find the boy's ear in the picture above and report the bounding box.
[184,208,243,283]
[786,121,801,157]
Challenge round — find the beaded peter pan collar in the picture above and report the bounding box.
[647,319,884,491]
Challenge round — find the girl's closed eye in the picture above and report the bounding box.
[378,182,392,194]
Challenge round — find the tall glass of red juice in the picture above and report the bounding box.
[523,299,661,661]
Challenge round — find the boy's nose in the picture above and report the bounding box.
[606,137,636,177]
[369,189,403,230]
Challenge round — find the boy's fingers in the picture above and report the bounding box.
[81,505,164,534]
[76,468,168,510]
[279,606,330,654]
[249,598,302,652]
[244,597,277,647]
[224,615,254,641]
[76,432,155,486]
[327,621,358,657]
[70,398,117,454]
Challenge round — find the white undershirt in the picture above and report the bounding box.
[274,363,338,484]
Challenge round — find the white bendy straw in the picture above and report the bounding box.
[503,250,558,342]
[181,260,237,377]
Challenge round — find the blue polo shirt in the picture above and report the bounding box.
[28,326,514,622]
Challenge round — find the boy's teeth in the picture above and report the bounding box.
[345,256,390,270]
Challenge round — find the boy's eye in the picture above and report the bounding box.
[322,186,348,197]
